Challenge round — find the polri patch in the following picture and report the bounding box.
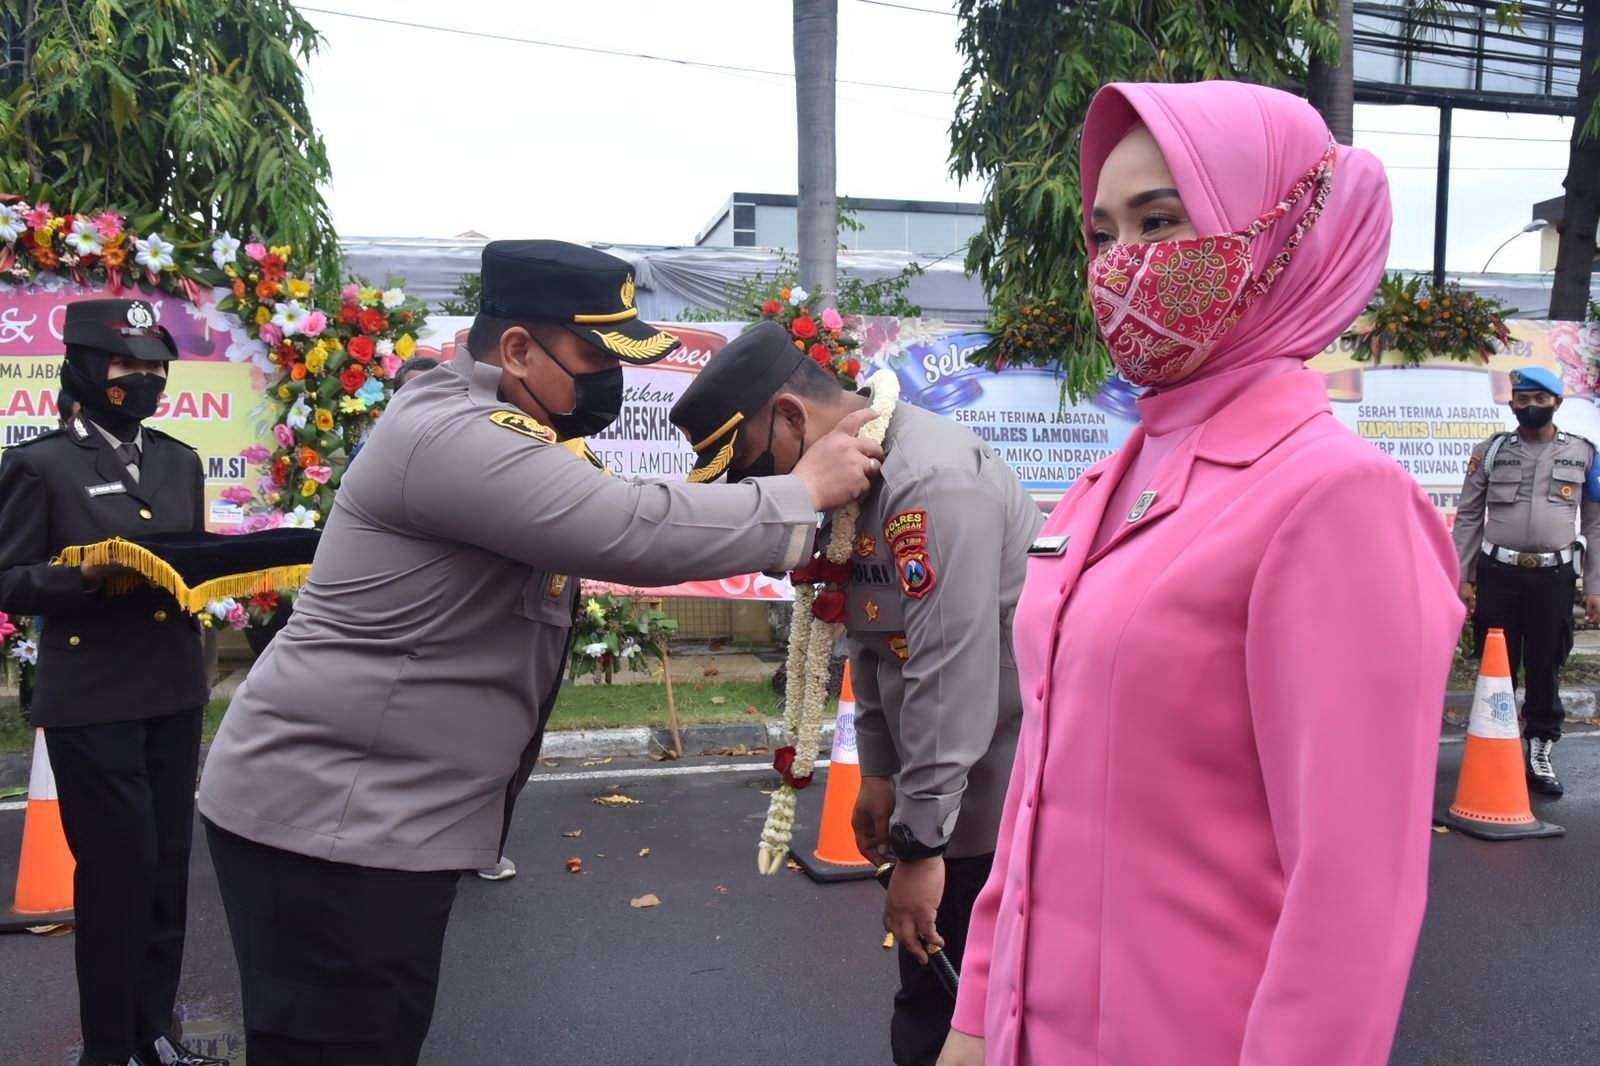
[489,410,557,443]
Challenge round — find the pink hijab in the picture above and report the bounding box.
[1080,80,1392,379]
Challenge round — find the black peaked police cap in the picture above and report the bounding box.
[63,298,180,362]
[478,240,681,365]
[669,321,806,484]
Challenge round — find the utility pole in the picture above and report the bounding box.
[793,0,838,308]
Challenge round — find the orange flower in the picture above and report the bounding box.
[297,446,319,469]
[102,244,127,269]
[232,277,247,299]
[290,363,307,381]
[33,244,59,269]
[256,279,280,300]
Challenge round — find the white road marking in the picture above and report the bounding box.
[4,730,1599,813]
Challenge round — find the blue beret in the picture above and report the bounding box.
[1510,367,1563,398]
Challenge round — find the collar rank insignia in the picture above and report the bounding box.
[489,410,557,443]
[1127,490,1158,523]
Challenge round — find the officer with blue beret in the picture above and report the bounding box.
[1454,365,1600,796]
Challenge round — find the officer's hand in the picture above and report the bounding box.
[794,407,885,512]
[1459,581,1476,610]
[851,775,895,864]
[936,1031,986,1066]
[1586,595,1600,626]
[885,855,945,965]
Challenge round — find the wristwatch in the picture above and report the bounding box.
[890,822,947,861]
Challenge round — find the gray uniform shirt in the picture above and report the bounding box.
[199,351,817,871]
[845,402,1043,859]
[1454,429,1600,588]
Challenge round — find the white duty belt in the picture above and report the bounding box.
[1482,542,1576,569]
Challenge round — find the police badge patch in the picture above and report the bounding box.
[107,385,127,406]
[1467,454,1481,476]
[489,410,557,443]
[886,509,935,599]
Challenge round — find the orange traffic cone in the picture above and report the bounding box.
[795,663,876,883]
[1443,629,1564,841]
[2,728,76,931]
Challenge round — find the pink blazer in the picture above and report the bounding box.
[954,369,1463,1065]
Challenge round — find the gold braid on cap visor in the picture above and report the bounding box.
[686,412,744,483]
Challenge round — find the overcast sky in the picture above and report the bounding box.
[299,0,1575,276]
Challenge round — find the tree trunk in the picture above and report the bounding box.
[793,0,838,307]
[1306,0,1355,145]
[1550,0,1600,321]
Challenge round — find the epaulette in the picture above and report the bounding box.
[144,426,199,451]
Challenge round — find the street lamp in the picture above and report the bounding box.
[1481,219,1550,273]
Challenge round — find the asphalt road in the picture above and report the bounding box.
[1,731,1597,1065]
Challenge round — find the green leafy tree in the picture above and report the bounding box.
[0,0,339,280]
[440,270,482,316]
[950,0,1335,399]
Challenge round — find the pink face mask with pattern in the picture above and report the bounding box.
[1087,144,1338,388]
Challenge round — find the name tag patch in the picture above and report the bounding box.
[86,482,126,497]
[1028,535,1070,557]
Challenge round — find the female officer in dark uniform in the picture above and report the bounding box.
[0,299,222,1066]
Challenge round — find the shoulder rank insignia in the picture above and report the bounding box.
[489,410,557,443]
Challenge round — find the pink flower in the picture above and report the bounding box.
[380,354,404,378]
[0,611,15,641]
[23,202,52,229]
[273,423,295,448]
[244,242,268,263]
[241,444,271,465]
[94,212,124,240]
[243,512,284,533]
[227,604,249,630]
[220,485,255,506]
[304,464,333,484]
[341,283,361,306]
[301,310,328,338]
[259,323,283,347]
[821,307,844,332]
[256,478,277,497]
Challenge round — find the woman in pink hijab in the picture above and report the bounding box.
[937,81,1464,1066]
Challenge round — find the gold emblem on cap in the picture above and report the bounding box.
[489,410,557,443]
[621,274,635,310]
[594,329,676,362]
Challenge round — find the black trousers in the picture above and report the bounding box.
[205,822,460,1066]
[1475,555,1577,741]
[43,708,203,1064]
[891,852,994,1066]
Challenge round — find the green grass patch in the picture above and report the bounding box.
[547,679,778,731]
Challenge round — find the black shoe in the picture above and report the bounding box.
[135,1036,228,1066]
[1527,737,1564,797]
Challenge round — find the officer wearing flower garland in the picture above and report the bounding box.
[669,321,1043,1066]
[1454,366,1600,796]
[0,299,223,1066]
[197,241,884,1066]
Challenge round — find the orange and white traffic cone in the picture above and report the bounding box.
[1443,629,1564,841]
[796,663,876,883]
[2,728,76,931]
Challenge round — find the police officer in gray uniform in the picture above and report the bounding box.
[1454,366,1600,796]
[670,321,1043,1066]
[197,242,884,1066]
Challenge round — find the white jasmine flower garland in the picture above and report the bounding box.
[757,369,898,875]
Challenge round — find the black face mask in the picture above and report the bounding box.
[1514,405,1555,431]
[61,351,166,437]
[727,415,779,482]
[534,348,624,439]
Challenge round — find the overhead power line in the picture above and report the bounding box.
[298,6,953,96]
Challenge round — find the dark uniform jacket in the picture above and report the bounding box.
[0,417,208,727]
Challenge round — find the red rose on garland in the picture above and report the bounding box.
[844,358,862,378]
[338,305,359,326]
[812,589,847,624]
[809,344,831,366]
[791,315,818,340]
[761,299,782,316]
[772,745,812,790]
[340,365,369,394]
[347,335,376,364]
[358,307,386,335]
